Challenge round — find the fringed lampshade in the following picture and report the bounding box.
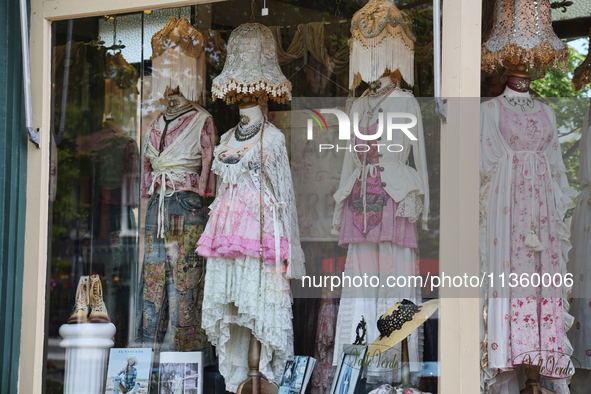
[482,0,568,73]
[349,0,416,89]
[151,17,206,102]
[212,23,292,104]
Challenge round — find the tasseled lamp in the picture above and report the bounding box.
[212,23,292,104]
[481,0,568,75]
[349,0,416,88]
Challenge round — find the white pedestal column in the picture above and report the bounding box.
[59,323,116,394]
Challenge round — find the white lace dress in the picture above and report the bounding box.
[196,123,305,392]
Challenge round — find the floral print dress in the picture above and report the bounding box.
[497,101,567,368]
[480,98,576,392]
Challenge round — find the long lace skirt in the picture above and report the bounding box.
[201,254,293,392]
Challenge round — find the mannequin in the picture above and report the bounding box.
[499,65,541,116]
[225,96,264,148]
[203,22,304,393]
[163,87,195,116]
[332,69,429,386]
[197,92,304,392]
[480,63,576,394]
[135,85,216,359]
[367,73,400,94]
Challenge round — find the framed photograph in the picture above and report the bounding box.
[104,348,153,394]
[277,356,316,394]
[329,345,367,394]
[158,352,203,394]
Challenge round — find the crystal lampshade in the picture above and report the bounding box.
[482,0,568,73]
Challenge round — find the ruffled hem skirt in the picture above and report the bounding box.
[196,179,290,265]
[202,255,293,392]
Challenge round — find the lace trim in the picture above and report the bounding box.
[212,77,292,105]
[210,126,305,279]
[202,255,293,391]
[395,191,424,223]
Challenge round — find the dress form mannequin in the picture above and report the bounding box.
[164,86,191,109]
[227,96,264,148]
[367,72,400,94]
[500,65,541,116]
[500,64,543,394]
[234,94,279,394]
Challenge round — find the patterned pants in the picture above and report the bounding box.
[134,191,210,356]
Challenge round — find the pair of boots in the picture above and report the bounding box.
[68,275,110,324]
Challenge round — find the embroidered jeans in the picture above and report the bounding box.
[134,191,210,356]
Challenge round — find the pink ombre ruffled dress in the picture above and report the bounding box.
[196,132,289,264]
[196,124,301,392]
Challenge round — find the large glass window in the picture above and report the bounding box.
[46,2,442,393]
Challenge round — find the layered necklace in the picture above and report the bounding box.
[368,81,397,98]
[363,83,397,130]
[235,116,263,142]
[164,102,194,120]
[504,95,534,112]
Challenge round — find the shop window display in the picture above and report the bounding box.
[45,1,442,394]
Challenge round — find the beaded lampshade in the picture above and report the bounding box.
[349,0,416,89]
[151,17,206,102]
[482,0,568,73]
[212,23,291,104]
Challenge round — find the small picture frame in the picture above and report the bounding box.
[330,345,367,394]
[158,351,203,394]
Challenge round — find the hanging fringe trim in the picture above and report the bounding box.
[349,24,415,88]
[481,41,568,75]
[151,47,205,103]
[212,78,292,104]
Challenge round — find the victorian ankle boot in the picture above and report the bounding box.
[68,276,90,324]
[88,274,110,323]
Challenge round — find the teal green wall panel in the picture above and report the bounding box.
[0,0,29,393]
